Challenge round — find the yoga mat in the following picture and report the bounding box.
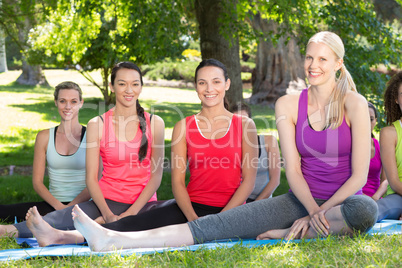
[0,220,400,262]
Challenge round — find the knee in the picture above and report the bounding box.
[340,195,378,233]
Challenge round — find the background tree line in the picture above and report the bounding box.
[0,0,401,120]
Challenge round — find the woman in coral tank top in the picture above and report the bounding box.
[0,62,166,239]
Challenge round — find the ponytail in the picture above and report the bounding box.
[224,97,229,110]
[136,99,148,162]
[327,64,357,129]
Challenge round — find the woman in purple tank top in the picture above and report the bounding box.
[37,32,378,252]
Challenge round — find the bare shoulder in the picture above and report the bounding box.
[275,92,301,124]
[263,134,278,147]
[380,125,397,139]
[380,124,398,150]
[344,91,367,111]
[151,114,165,130]
[86,116,103,138]
[173,117,186,130]
[240,115,256,131]
[35,128,50,145]
[275,93,300,109]
[172,117,187,140]
[88,116,102,127]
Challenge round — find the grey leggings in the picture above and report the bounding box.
[14,199,171,238]
[188,193,378,244]
[376,194,402,221]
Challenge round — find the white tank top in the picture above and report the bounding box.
[46,127,86,202]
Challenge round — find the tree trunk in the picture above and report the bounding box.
[250,14,305,107]
[195,0,243,108]
[16,59,48,86]
[0,32,7,73]
[101,67,114,105]
[15,12,48,86]
[0,0,7,72]
[373,0,401,22]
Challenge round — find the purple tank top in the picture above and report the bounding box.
[362,138,381,197]
[295,89,362,199]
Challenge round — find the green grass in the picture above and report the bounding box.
[0,234,400,266]
[0,175,49,205]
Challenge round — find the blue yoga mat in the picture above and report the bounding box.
[0,220,400,262]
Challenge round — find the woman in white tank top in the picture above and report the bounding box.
[0,81,89,222]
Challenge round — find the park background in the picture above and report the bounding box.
[0,0,401,266]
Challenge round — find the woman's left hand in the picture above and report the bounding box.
[284,215,311,240]
[309,209,329,236]
[94,216,106,224]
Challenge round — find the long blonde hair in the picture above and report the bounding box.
[307,31,357,129]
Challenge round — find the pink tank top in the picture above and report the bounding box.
[98,108,156,204]
[186,114,242,207]
[295,89,362,199]
[362,138,381,196]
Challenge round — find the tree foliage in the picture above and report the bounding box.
[227,0,401,124]
[0,0,54,85]
[9,0,402,113]
[29,0,192,104]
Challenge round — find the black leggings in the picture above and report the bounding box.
[0,201,68,223]
[102,201,223,232]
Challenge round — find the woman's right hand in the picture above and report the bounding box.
[104,214,120,223]
[309,209,329,236]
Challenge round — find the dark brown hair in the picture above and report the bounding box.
[230,102,252,117]
[111,61,148,162]
[384,71,402,125]
[368,102,377,138]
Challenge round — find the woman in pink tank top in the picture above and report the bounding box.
[363,102,388,200]
[0,62,168,240]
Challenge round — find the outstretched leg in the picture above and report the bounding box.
[72,205,194,252]
[26,206,85,247]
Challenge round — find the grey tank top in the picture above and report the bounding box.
[248,135,270,200]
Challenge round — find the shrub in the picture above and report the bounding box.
[143,60,199,82]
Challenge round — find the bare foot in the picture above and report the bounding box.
[0,224,18,237]
[256,228,291,240]
[26,206,65,247]
[73,205,116,252]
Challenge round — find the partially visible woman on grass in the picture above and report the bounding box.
[0,61,166,238]
[0,81,90,223]
[363,102,388,201]
[376,71,402,221]
[60,31,377,252]
[24,58,258,246]
[230,102,280,202]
